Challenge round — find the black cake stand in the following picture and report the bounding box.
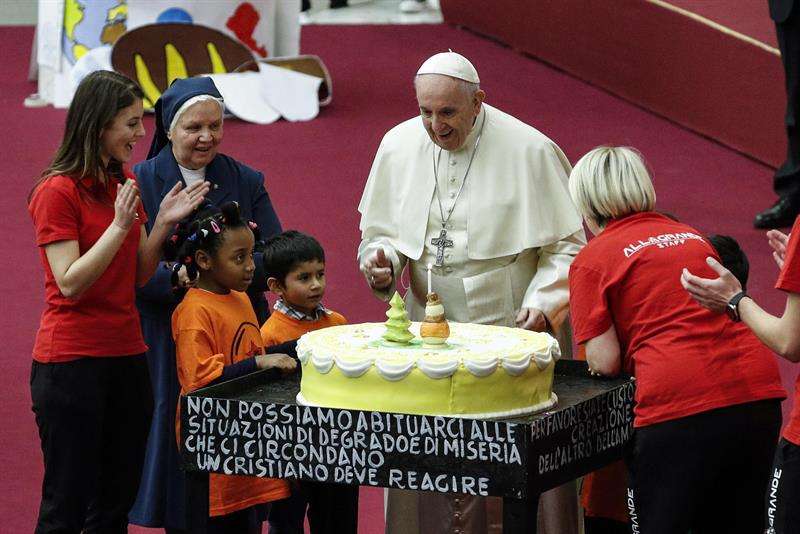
[180,359,635,533]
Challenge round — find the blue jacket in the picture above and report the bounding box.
[134,145,282,323]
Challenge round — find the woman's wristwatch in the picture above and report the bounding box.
[726,291,748,322]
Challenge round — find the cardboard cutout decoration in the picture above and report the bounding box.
[260,55,332,106]
[126,1,300,59]
[34,0,301,108]
[62,0,127,65]
[226,2,267,57]
[111,23,257,109]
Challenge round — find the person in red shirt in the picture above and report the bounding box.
[168,201,296,532]
[683,213,800,533]
[568,146,786,534]
[27,70,208,534]
[259,230,357,534]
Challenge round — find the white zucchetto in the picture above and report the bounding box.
[416,51,480,84]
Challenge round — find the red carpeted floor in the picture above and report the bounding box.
[2,21,796,532]
[667,0,778,47]
[440,0,786,167]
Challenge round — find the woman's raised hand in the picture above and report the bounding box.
[767,230,790,270]
[113,179,141,231]
[157,181,210,225]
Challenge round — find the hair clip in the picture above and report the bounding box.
[200,229,209,238]
[248,221,258,230]
[184,256,193,264]
[169,234,178,243]
[210,220,221,234]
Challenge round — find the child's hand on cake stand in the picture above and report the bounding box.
[256,353,297,374]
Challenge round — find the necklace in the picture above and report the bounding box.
[430,111,486,267]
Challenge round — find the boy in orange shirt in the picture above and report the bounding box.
[261,230,358,534]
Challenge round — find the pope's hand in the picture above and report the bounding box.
[516,307,548,332]
[768,229,790,270]
[362,248,393,290]
[680,257,742,313]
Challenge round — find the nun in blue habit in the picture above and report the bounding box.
[129,76,286,530]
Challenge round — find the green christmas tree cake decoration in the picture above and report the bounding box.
[383,291,414,345]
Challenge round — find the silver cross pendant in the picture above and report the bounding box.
[431,228,454,267]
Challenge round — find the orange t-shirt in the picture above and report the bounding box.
[260,306,347,346]
[173,288,290,517]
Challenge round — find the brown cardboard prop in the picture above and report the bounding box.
[112,23,333,110]
[111,23,257,109]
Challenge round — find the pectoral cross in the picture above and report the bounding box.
[431,228,453,267]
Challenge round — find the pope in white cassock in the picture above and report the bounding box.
[357,52,586,534]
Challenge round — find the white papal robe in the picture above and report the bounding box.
[357,104,586,534]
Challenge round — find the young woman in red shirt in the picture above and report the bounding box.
[568,146,786,534]
[684,199,800,532]
[27,70,208,533]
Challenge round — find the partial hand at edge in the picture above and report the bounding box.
[768,229,790,270]
[176,264,197,289]
[515,307,548,332]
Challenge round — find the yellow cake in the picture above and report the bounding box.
[296,322,560,419]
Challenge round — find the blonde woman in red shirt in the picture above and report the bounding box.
[27,71,208,534]
[568,146,785,534]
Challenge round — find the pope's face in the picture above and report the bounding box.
[169,100,223,170]
[416,75,484,151]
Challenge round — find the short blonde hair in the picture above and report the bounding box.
[568,146,656,227]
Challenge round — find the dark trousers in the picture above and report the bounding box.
[31,355,153,534]
[268,481,358,534]
[626,399,781,534]
[774,6,800,198]
[765,438,800,533]
[207,506,261,534]
[584,517,628,534]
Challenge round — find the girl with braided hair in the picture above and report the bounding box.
[170,201,296,532]
[131,78,284,531]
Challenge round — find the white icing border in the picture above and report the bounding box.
[375,359,416,381]
[310,351,334,374]
[501,353,532,376]
[334,356,374,377]
[533,351,553,371]
[295,392,559,420]
[463,357,498,377]
[417,359,460,379]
